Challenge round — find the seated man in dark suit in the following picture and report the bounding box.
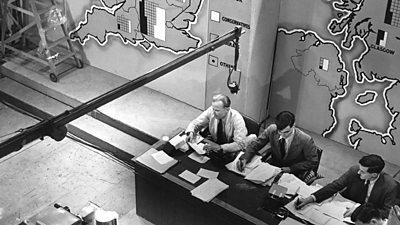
[295,154,398,219]
[185,94,247,163]
[352,203,388,225]
[236,111,319,181]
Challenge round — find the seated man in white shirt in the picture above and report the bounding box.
[185,94,247,164]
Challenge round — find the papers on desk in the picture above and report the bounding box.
[285,196,355,225]
[197,168,219,179]
[136,148,178,174]
[188,152,210,164]
[151,150,174,164]
[244,163,281,185]
[225,151,262,176]
[179,170,201,184]
[191,178,229,202]
[188,142,206,155]
[278,217,304,225]
[169,132,190,152]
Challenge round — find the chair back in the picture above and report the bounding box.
[313,147,323,173]
[243,115,260,135]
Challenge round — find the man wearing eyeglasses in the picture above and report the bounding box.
[236,111,319,181]
[295,154,398,219]
[185,94,247,164]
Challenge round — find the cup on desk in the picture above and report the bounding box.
[160,135,176,155]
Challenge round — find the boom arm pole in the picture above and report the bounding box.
[0,27,243,157]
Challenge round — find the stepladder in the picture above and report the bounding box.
[0,0,83,82]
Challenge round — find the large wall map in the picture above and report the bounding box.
[274,0,400,163]
[70,0,204,53]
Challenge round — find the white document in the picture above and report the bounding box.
[278,173,305,195]
[188,142,206,155]
[278,217,304,225]
[179,170,201,184]
[319,200,355,221]
[244,163,281,183]
[151,150,174,165]
[169,133,186,149]
[191,178,229,202]
[197,168,219,179]
[297,183,323,197]
[225,151,262,176]
[305,208,332,225]
[188,152,210,164]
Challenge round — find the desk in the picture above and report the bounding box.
[132,130,286,225]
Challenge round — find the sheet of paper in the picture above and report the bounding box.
[151,150,174,165]
[278,173,305,195]
[297,183,323,197]
[278,217,304,225]
[244,163,281,183]
[188,142,206,155]
[197,168,219,179]
[188,152,210,164]
[325,218,348,225]
[178,170,201,184]
[305,208,332,225]
[136,148,178,174]
[225,151,262,176]
[319,200,355,220]
[178,143,190,152]
[169,133,186,149]
[191,178,229,202]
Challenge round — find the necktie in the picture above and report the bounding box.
[364,180,370,203]
[279,138,286,158]
[217,119,226,145]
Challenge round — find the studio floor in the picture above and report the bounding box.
[1,56,400,225]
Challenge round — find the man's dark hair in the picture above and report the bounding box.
[359,154,385,174]
[351,203,385,223]
[275,111,295,130]
[213,94,231,108]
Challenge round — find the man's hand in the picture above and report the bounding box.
[185,131,196,143]
[343,205,357,218]
[204,142,222,153]
[236,159,247,172]
[295,196,314,210]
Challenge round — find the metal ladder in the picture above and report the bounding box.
[0,0,83,82]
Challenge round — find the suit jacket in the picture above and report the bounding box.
[241,124,318,176]
[313,165,398,217]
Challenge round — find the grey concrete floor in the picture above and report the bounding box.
[0,102,153,225]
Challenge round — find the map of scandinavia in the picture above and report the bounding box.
[69,0,204,53]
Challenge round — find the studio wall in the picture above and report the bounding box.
[67,0,280,123]
[270,0,400,165]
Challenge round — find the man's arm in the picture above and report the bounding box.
[289,136,319,173]
[185,107,212,137]
[313,166,354,203]
[240,125,272,162]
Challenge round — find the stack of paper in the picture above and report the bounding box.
[278,173,305,195]
[179,170,201,184]
[136,148,178,174]
[285,197,354,225]
[191,178,229,202]
[188,142,206,155]
[225,151,262,176]
[169,133,189,152]
[244,163,281,184]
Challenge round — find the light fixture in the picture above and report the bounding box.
[226,33,241,95]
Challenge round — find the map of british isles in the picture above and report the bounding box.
[70,0,204,53]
